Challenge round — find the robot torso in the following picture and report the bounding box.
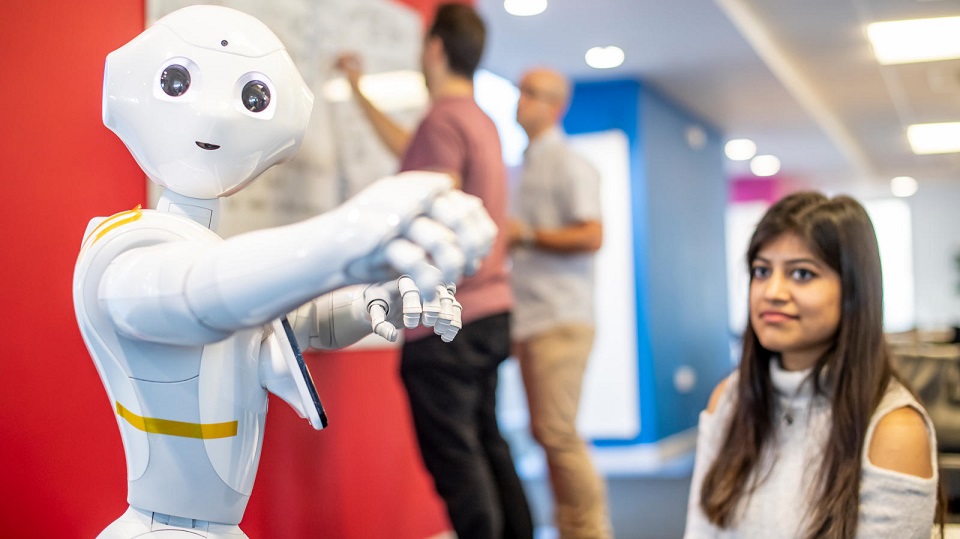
[74,207,270,525]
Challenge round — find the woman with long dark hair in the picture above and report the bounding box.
[684,192,941,538]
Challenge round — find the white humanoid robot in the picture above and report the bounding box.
[73,5,496,538]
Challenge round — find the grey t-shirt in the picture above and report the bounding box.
[510,127,602,341]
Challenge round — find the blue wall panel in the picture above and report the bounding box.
[641,88,731,439]
[563,78,730,444]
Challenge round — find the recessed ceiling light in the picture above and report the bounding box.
[890,176,918,198]
[750,155,781,177]
[585,46,624,69]
[504,0,547,17]
[866,17,960,65]
[724,139,757,161]
[907,122,960,154]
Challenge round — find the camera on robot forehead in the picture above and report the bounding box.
[102,4,314,199]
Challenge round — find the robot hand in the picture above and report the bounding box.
[339,171,497,300]
[364,276,462,343]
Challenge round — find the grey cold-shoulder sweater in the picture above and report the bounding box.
[684,359,939,539]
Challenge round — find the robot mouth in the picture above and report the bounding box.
[195,141,221,150]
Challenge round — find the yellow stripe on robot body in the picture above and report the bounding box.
[81,205,143,250]
[116,401,239,439]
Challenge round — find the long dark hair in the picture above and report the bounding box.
[699,192,934,537]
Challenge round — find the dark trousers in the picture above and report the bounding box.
[400,313,533,539]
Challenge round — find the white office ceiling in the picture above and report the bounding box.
[475,0,960,195]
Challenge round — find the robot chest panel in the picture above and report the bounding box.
[122,337,203,382]
[127,326,267,429]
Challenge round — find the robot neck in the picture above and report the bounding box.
[156,189,222,231]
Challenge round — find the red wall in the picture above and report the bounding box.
[0,1,471,537]
[0,1,148,536]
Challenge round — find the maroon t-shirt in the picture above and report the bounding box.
[400,95,512,341]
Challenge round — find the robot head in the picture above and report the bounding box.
[103,5,314,199]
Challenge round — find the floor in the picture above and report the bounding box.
[426,455,693,539]
[496,357,694,539]
[521,452,693,539]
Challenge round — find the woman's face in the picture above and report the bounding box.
[749,232,842,371]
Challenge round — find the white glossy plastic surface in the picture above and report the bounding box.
[75,4,494,537]
[102,5,314,199]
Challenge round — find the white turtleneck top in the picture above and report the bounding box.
[684,360,939,538]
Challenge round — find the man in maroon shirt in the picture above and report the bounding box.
[335,4,531,539]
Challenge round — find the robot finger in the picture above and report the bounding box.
[436,284,455,321]
[440,324,460,343]
[421,291,441,328]
[438,299,462,342]
[464,259,483,277]
[427,190,475,227]
[429,191,496,270]
[383,239,443,301]
[406,216,465,284]
[368,300,398,342]
[397,275,423,329]
[451,298,463,330]
[461,210,498,254]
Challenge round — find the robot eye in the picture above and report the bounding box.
[242,81,271,113]
[160,64,191,97]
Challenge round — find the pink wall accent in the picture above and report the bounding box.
[728,175,794,203]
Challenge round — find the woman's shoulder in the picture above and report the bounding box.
[695,372,739,443]
[706,371,739,415]
[865,380,936,479]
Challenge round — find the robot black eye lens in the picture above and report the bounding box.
[160,64,191,97]
[242,80,271,113]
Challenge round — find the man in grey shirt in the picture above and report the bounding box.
[508,67,611,539]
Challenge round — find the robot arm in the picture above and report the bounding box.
[259,276,460,431]
[100,172,490,345]
[286,277,462,351]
